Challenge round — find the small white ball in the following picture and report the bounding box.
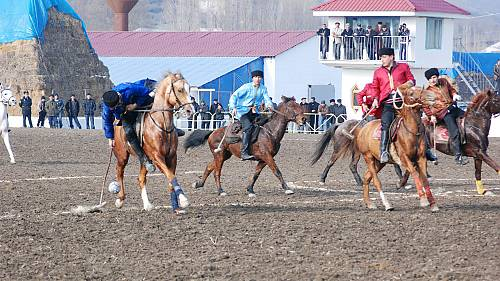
[108,181,120,194]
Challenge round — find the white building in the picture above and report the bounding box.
[312,0,470,118]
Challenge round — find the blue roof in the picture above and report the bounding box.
[100,56,259,86]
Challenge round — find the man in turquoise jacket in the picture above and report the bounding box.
[229,70,273,160]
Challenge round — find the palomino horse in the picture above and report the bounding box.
[113,73,193,213]
[0,86,17,164]
[184,97,307,196]
[312,85,439,211]
[398,90,500,195]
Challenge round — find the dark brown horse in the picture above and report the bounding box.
[184,97,307,197]
[398,89,500,195]
[113,73,193,213]
[312,85,439,211]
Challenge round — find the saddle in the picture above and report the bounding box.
[224,115,271,144]
[372,117,403,141]
[431,117,466,144]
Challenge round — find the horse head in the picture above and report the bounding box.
[1,88,17,106]
[397,84,425,109]
[155,72,194,116]
[486,90,500,115]
[278,96,307,125]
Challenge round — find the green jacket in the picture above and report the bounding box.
[45,100,58,116]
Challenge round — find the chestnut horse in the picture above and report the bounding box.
[113,73,193,214]
[398,90,500,195]
[312,85,439,211]
[184,97,307,197]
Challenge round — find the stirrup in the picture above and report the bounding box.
[241,153,255,161]
[144,160,156,172]
[380,151,390,163]
[455,155,469,166]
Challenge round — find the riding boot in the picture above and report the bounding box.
[240,131,255,161]
[124,123,156,172]
[176,128,185,137]
[451,135,468,165]
[380,129,390,164]
[425,133,438,163]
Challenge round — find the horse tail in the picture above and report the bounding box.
[184,130,213,152]
[311,120,357,165]
[311,125,337,165]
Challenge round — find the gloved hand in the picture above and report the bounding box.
[362,103,369,113]
[126,103,138,111]
[430,115,437,124]
[453,95,462,102]
[372,99,379,109]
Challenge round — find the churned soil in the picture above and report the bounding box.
[0,128,499,280]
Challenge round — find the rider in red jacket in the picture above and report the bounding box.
[371,48,416,163]
[356,83,381,121]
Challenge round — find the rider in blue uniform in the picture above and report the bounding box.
[228,70,273,160]
[101,79,158,172]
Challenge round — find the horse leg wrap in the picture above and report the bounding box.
[170,191,180,212]
[424,186,436,206]
[476,180,486,195]
[412,173,424,198]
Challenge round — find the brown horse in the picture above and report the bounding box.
[312,85,439,211]
[398,90,500,195]
[184,97,307,196]
[113,73,193,213]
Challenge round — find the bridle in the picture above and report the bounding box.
[1,89,15,106]
[270,103,300,122]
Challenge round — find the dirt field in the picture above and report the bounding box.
[1,128,499,280]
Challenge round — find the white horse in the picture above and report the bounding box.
[0,86,17,163]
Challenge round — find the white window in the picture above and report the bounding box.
[425,18,443,49]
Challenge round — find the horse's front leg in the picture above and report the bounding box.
[474,157,494,196]
[399,153,429,209]
[152,153,189,214]
[114,152,129,209]
[138,165,154,211]
[247,161,267,197]
[264,156,294,195]
[416,156,438,212]
[1,130,15,164]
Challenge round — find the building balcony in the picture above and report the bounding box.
[318,35,416,68]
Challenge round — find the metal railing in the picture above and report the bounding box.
[318,35,415,62]
[173,112,348,134]
[453,39,495,95]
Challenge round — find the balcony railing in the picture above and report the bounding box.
[318,35,416,62]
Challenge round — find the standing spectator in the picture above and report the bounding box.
[54,93,64,128]
[19,91,33,128]
[299,97,310,132]
[334,99,347,124]
[82,93,96,129]
[37,96,47,128]
[187,96,199,130]
[494,59,500,92]
[308,97,320,131]
[317,23,330,59]
[341,23,354,60]
[199,101,210,130]
[375,22,384,57]
[209,99,221,129]
[332,22,343,60]
[45,95,58,128]
[318,100,329,131]
[353,23,365,60]
[65,94,81,129]
[328,99,336,127]
[398,23,410,60]
[380,25,392,48]
[365,25,377,60]
[214,103,225,128]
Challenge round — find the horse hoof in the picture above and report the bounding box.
[178,193,190,208]
[10,160,15,164]
[284,189,294,195]
[318,181,325,186]
[219,192,228,197]
[385,206,394,211]
[404,185,413,190]
[427,176,434,182]
[420,197,430,208]
[174,209,187,215]
[192,181,202,189]
[248,193,257,198]
[483,190,495,196]
[115,199,124,209]
[143,203,154,211]
[430,204,440,212]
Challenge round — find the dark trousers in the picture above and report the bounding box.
[381,103,396,131]
[201,119,210,130]
[48,116,57,128]
[37,111,46,127]
[69,115,81,129]
[334,43,341,60]
[240,111,257,133]
[23,112,33,128]
[442,106,464,156]
[85,114,95,129]
[400,43,407,60]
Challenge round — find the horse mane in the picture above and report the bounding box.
[281,96,295,103]
[163,71,184,80]
[466,91,490,114]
